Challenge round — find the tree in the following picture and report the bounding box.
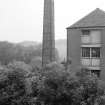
[0,62,34,105]
[0,65,27,105]
[36,63,105,105]
[30,57,42,70]
[36,63,79,105]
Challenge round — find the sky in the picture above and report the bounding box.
[0,0,105,43]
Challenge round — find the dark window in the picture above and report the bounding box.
[82,47,90,57]
[82,30,90,35]
[91,70,101,77]
[91,47,100,58]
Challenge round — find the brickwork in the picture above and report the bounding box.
[67,9,105,79]
[42,0,55,67]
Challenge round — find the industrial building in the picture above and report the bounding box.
[67,8,105,80]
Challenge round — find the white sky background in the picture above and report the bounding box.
[0,0,105,43]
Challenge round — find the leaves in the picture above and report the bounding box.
[36,63,105,105]
[0,61,105,105]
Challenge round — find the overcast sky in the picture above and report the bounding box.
[0,0,105,43]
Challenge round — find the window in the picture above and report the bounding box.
[91,70,101,77]
[82,47,90,57]
[81,69,101,77]
[82,30,90,35]
[81,47,100,58]
[91,48,100,58]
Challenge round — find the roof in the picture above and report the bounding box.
[67,8,105,29]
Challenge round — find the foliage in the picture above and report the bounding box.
[30,56,42,70]
[0,41,42,65]
[0,66,26,105]
[0,41,60,65]
[36,63,105,105]
[0,61,105,105]
[0,61,35,105]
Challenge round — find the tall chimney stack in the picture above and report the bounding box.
[42,0,55,67]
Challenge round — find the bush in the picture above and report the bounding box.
[36,63,105,105]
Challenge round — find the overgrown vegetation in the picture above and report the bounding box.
[0,41,42,65]
[0,41,104,105]
[0,61,104,105]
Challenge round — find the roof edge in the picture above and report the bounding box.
[67,8,105,29]
[66,26,105,29]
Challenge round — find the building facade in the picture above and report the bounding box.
[67,8,105,80]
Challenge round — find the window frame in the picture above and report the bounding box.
[81,47,101,58]
[82,30,90,36]
[91,70,101,77]
[91,47,100,58]
[81,47,90,58]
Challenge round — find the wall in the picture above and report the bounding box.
[67,28,81,73]
[100,28,105,80]
[67,27,105,80]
